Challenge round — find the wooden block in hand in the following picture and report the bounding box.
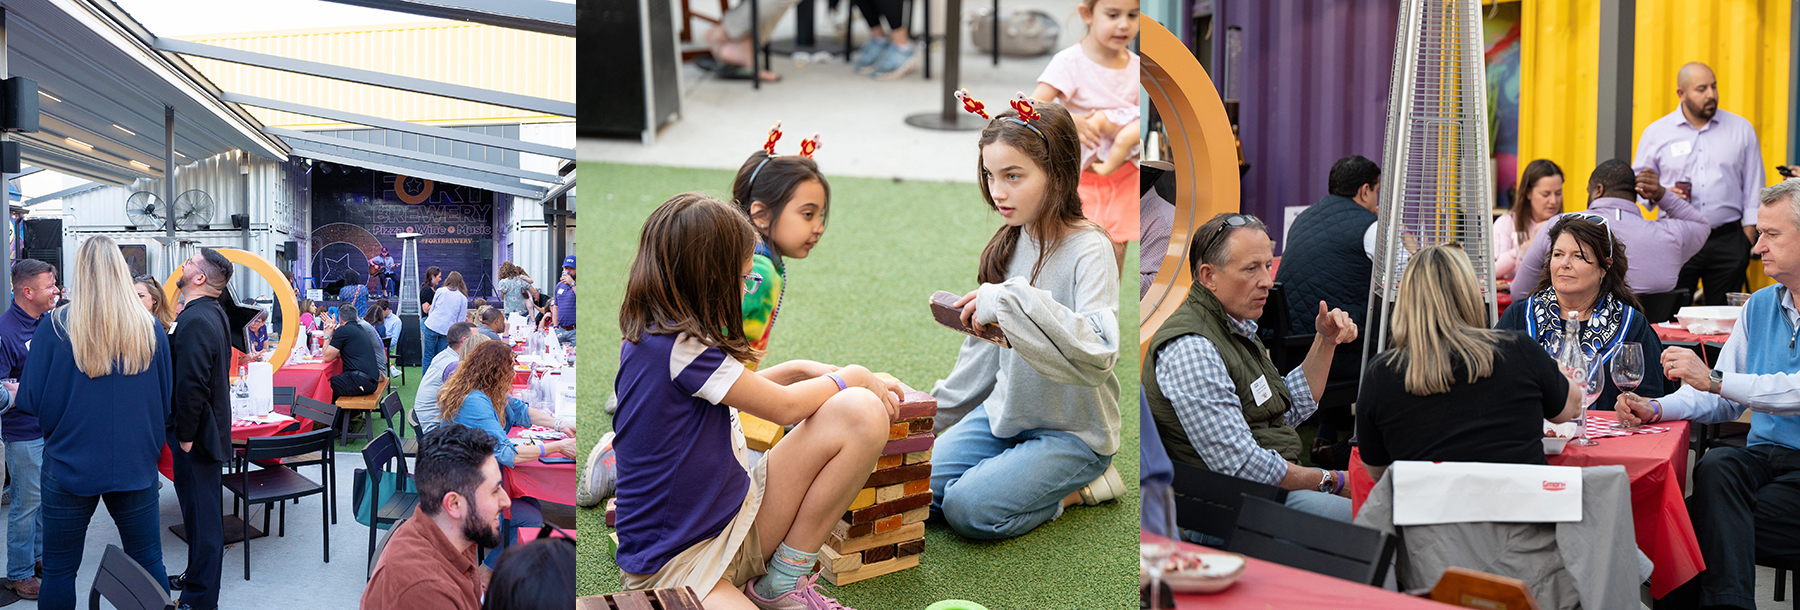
[820,554,920,586]
[904,450,932,465]
[819,545,862,574]
[848,487,877,511]
[896,390,937,421]
[829,521,926,554]
[930,290,1010,348]
[740,413,785,452]
[897,538,925,557]
[863,543,897,563]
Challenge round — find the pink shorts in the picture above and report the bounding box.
[1077,162,1140,243]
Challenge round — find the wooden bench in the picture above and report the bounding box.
[333,379,387,444]
[578,587,700,610]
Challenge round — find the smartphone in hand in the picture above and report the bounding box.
[930,291,1010,348]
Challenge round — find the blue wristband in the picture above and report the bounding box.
[826,373,847,391]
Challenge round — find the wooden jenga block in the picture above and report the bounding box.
[741,413,785,452]
[904,449,932,465]
[877,454,904,470]
[848,487,877,511]
[844,492,932,525]
[901,506,929,525]
[829,521,926,554]
[832,519,872,540]
[866,463,932,488]
[819,545,862,574]
[883,433,935,456]
[888,422,910,440]
[875,482,905,504]
[897,538,925,557]
[604,498,616,527]
[903,479,930,496]
[862,543,897,563]
[873,514,903,534]
[820,554,920,586]
[896,391,938,421]
[908,419,933,434]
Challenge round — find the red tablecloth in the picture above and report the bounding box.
[157,414,315,480]
[1140,532,1453,608]
[276,360,343,403]
[1348,411,1701,598]
[507,427,575,506]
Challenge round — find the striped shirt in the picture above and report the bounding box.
[1153,315,1315,486]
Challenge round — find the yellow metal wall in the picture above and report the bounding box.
[181,21,574,129]
[1517,0,1789,208]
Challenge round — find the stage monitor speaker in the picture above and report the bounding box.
[3,77,38,133]
[398,314,422,367]
[580,0,680,142]
[283,242,298,260]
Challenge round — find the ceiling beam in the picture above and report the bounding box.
[268,127,561,184]
[314,0,574,37]
[21,181,102,206]
[221,93,572,160]
[154,38,574,117]
[284,141,548,200]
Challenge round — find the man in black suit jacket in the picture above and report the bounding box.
[168,248,233,610]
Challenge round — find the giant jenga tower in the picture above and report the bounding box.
[818,374,935,585]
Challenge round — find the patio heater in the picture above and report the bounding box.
[1364,0,1496,368]
[396,232,423,367]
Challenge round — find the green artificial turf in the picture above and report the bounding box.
[576,161,1139,609]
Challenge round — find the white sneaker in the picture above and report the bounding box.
[1079,464,1125,505]
[576,431,616,508]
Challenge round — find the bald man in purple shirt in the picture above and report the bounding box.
[1633,62,1768,305]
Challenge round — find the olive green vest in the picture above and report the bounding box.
[1143,282,1301,470]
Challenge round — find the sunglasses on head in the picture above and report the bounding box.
[1197,214,1256,264]
[1561,212,1614,260]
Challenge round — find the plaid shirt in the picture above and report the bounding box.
[1152,315,1316,486]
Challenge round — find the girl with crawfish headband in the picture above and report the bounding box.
[930,93,1124,540]
[731,124,828,357]
[613,194,904,609]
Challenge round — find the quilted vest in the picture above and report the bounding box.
[1275,195,1378,335]
[1144,281,1300,470]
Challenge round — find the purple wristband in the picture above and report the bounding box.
[826,373,847,391]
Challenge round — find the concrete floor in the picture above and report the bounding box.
[578,0,1096,182]
[4,456,573,610]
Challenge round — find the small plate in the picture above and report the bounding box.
[1156,550,1246,594]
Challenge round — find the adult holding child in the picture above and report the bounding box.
[1031,0,1141,269]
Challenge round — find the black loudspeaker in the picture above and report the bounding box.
[231,214,249,229]
[3,77,37,133]
[582,0,680,140]
[398,314,422,367]
[283,241,298,260]
[0,141,21,174]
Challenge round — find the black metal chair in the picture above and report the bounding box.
[1637,288,1694,324]
[1227,495,1396,586]
[223,428,335,580]
[87,544,175,610]
[1168,460,1286,547]
[281,396,340,524]
[271,385,297,415]
[381,337,406,387]
[377,392,417,460]
[361,431,420,572]
[368,517,407,580]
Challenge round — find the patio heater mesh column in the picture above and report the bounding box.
[1364,0,1496,370]
[398,236,420,316]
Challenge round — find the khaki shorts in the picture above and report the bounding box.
[620,456,769,601]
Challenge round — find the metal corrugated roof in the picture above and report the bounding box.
[177,21,574,128]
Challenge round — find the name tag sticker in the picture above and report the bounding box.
[1671,140,1693,157]
[1251,376,1273,406]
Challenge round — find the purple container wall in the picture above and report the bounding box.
[1199,0,1400,254]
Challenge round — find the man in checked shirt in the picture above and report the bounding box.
[1143,213,1360,523]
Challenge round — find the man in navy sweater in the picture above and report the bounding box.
[0,259,57,600]
[168,249,233,610]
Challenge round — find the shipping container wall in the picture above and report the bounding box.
[1210,0,1402,254]
[1516,0,1789,213]
[182,22,574,128]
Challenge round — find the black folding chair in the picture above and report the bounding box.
[368,517,407,580]
[1227,495,1396,586]
[271,385,297,415]
[377,392,417,460]
[1169,460,1286,546]
[280,396,340,524]
[381,337,406,386]
[361,431,420,572]
[223,428,335,580]
[88,544,175,610]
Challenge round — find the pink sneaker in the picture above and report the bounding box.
[742,574,857,610]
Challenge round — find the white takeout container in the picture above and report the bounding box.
[1676,306,1742,335]
[1543,421,1579,455]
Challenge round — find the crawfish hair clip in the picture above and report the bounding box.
[748,122,822,189]
[955,90,1047,144]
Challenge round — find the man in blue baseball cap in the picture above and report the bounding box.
[548,255,575,346]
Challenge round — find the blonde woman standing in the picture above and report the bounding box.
[19,236,171,609]
[1355,245,1583,484]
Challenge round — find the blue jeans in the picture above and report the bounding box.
[6,439,43,581]
[929,405,1111,540]
[39,471,165,610]
[554,327,576,347]
[421,326,446,366]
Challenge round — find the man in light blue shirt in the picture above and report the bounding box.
[414,322,475,433]
[1619,179,1800,609]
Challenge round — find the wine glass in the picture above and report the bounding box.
[1610,342,1644,430]
[1142,486,1178,609]
[1570,362,1604,446]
